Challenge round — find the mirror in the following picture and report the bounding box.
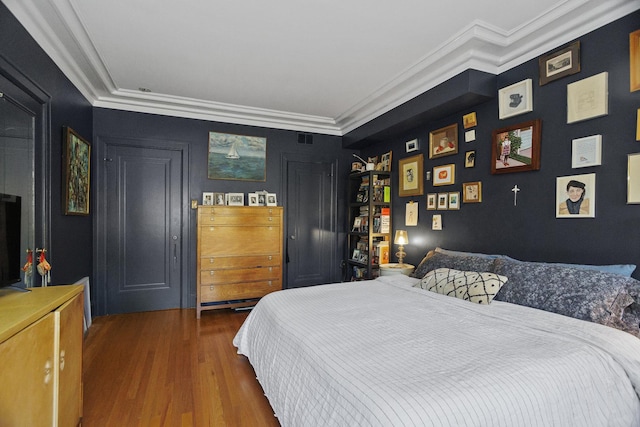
[0,93,35,287]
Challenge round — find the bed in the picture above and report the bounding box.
[233,250,640,426]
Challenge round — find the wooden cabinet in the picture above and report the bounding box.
[0,285,84,427]
[347,171,392,280]
[197,206,283,318]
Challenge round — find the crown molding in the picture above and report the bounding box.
[4,0,639,136]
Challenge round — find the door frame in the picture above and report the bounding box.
[280,152,339,288]
[93,135,191,316]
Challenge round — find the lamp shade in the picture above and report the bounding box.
[394,230,408,245]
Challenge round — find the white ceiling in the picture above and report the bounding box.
[3,0,639,135]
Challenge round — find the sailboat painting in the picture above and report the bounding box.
[208,131,266,181]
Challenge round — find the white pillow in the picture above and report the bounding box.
[416,268,508,304]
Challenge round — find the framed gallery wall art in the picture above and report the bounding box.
[556,173,595,218]
[571,135,602,168]
[498,79,533,119]
[208,131,266,181]
[429,124,458,159]
[398,154,424,197]
[491,119,542,175]
[628,153,640,204]
[462,181,482,203]
[433,164,455,186]
[631,29,640,92]
[538,41,580,86]
[567,72,608,124]
[63,127,91,215]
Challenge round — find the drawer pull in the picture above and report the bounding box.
[209,226,215,231]
[210,285,214,291]
[269,267,273,272]
[210,217,215,222]
[268,255,272,261]
[268,280,272,286]
[209,271,215,276]
[269,217,273,221]
[209,258,214,264]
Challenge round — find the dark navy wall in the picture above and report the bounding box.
[0,2,93,286]
[360,9,640,279]
[93,108,350,303]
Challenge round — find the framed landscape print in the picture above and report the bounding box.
[63,127,91,215]
[398,154,424,197]
[539,41,580,86]
[208,132,266,181]
[491,119,542,175]
[498,79,533,119]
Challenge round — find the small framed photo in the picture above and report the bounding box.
[463,112,477,129]
[398,154,424,197]
[248,193,260,206]
[213,192,225,205]
[465,150,476,168]
[202,192,214,206]
[352,249,361,260]
[426,193,437,210]
[448,192,460,210]
[429,124,458,159]
[267,193,277,206]
[539,41,580,86]
[432,214,443,231]
[556,173,595,218]
[433,164,455,186]
[572,135,602,168]
[226,193,244,206]
[491,119,542,174]
[437,193,448,210]
[567,72,608,123]
[405,139,419,152]
[499,79,533,119]
[462,181,482,203]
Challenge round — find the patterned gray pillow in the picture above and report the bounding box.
[493,258,637,333]
[410,252,496,279]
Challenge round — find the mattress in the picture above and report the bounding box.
[234,275,640,426]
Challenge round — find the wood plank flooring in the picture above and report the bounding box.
[82,308,280,426]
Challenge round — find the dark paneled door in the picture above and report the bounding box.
[105,144,182,314]
[285,160,337,288]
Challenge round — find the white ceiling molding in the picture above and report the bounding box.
[3,0,639,136]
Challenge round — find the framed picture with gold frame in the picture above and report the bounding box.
[433,164,455,186]
[429,124,458,159]
[398,154,424,197]
[63,127,91,215]
[631,29,640,92]
[462,181,482,203]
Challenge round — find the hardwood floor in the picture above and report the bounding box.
[82,308,280,426]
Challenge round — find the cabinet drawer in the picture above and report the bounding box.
[199,214,280,226]
[199,225,281,255]
[201,280,281,302]
[198,206,281,225]
[200,266,281,285]
[200,254,279,269]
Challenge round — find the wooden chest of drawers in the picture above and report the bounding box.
[196,205,283,318]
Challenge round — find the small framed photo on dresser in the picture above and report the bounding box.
[226,193,244,206]
[266,193,277,206]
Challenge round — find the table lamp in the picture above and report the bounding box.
[394,230,408,265]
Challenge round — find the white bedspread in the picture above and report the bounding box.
[233,275,640,426]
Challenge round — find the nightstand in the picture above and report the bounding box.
[379,263,415,276]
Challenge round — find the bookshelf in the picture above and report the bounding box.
[347,170,392,280]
